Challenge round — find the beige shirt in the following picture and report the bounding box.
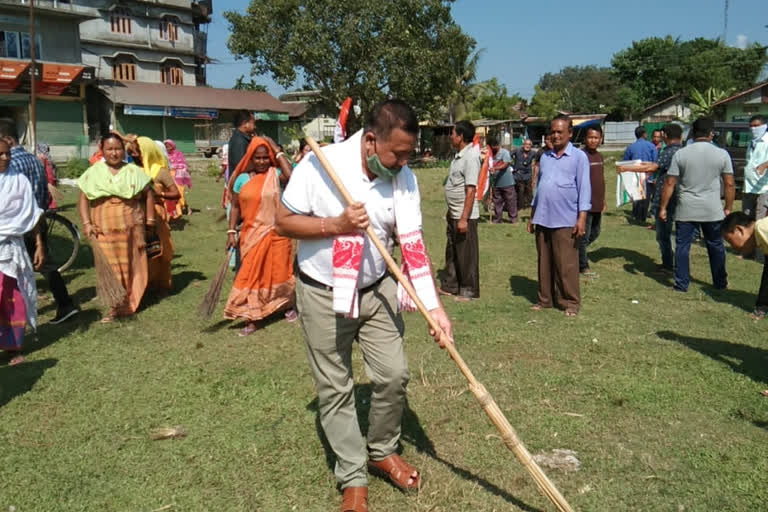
[444,144,480,220]
[756,217,768,253]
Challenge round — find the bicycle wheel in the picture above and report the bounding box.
[43,212,81,273]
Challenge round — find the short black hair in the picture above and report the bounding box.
[692,117,715,138]
[233,109,254,128]
[662,123,682,140]
[552,114,573,130]
[750,114,766,124]
[365,99,419,139]
[100,132,125,148]
[586,125,602,136]
[0,121,19,141]
[453,120,476,143]
[486,134,499,146]
[635,126,647,139]
[652,129,663,136]
[721,211,753,235]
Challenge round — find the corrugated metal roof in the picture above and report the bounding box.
[100,81,289,113]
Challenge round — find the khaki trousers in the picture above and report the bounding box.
[535,226,580,312]
[296,275,409,489]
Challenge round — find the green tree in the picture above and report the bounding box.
[446,48,483,123]
[528,85,561,119]
[233,75,268,92]
[611,36,767,109]
[225,0,476,119]
[464,78,523,120]
[537,66,622,116]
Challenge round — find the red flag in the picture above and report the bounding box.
[333,97,353,143]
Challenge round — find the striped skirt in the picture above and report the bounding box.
[91,197,148,316]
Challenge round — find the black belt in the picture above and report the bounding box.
[298,271,389,294]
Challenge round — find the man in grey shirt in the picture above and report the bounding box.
[659,117,735,292]
[441,120,480,300]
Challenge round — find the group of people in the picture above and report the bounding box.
[3,97,767,512]
[439,116,605,316]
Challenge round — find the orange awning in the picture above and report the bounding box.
[0,60,30,94]
[37,63,90,95]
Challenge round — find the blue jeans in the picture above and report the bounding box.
[656,217,674,270]
[674,221,727,291]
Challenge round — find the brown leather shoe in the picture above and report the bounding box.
[341,486,368,512]
[368,454,420,492]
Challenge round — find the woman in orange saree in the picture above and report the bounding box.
[224,136,295,336]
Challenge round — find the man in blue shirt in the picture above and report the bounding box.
[0,126,79,324]
[623,126,658,224]
[527,115,591,316]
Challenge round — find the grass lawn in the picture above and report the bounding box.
[1,153,766,511]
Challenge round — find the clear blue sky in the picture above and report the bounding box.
[206,0,768,99]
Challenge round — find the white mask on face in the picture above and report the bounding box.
[751,124,767,141]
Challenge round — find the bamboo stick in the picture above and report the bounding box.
[304,136,575,512]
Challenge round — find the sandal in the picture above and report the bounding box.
[750,307,767,321]
[284,309,298,323]
[368,454,420,492]
[238,323,258,337]
[9,354,25,366]
[761,389,768,397]
[100,314,115,324]
[530,303,550,311]
[340,486,368,512]
[565,310,579,317]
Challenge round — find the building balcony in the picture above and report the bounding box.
[0,0,99,18]
[193,31,207,57]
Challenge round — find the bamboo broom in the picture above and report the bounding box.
[304,137,575,512]
[198,250,232,318]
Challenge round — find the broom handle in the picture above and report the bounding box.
[304,137,574,512]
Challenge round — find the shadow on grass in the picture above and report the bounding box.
[307,384,543,512]
[590,247,673,287]
[200,310,288,334]
[701,285,755,313]
[508,275,538,304]
[658,330,768,388]
[30,308,102,355]
[0,358,58,409]
[38,285,96,316]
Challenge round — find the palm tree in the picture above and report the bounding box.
[446,48,485,123]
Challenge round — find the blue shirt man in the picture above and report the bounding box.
[528,116,591,315]
[624,126,658,223]
[10,145,48,209]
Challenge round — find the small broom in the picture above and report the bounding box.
[198,250,232,318]
[89,239,127,309]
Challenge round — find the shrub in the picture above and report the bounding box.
[59,157,90,179]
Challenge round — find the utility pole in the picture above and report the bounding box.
[723,0,729,42]
[29,0,37,150]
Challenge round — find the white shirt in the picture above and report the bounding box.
[282,130,413,287]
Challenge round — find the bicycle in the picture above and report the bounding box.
[41,210,81,273]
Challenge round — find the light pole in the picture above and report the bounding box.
[29,0,37,150]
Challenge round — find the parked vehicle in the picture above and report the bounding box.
[194,122,234,158]
[713,121,750,199]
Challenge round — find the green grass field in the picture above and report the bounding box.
[1,154,766,511]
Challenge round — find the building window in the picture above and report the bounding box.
[161,63,183,86]
[0,30,41,59]
[110,9,132,34]
[159,16,179,41]
[112,56,136,81]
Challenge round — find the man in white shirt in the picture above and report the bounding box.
[743,114,768,221]
[276,99,453,512]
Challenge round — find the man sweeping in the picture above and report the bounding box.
[276,99,453,512]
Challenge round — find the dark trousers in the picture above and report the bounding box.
[441,213,479,298]
[492,185,517,223]
[24,222,74,313]
[632,181,653,222]
[535,226,580,311]
[656,217,674,270]
[757,261,768,310]
[674,221,727,292]
[578,212,602,271]
[515,180,533,209]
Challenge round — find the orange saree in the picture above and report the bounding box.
[224,168,294,321]
[148,169,175,291]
